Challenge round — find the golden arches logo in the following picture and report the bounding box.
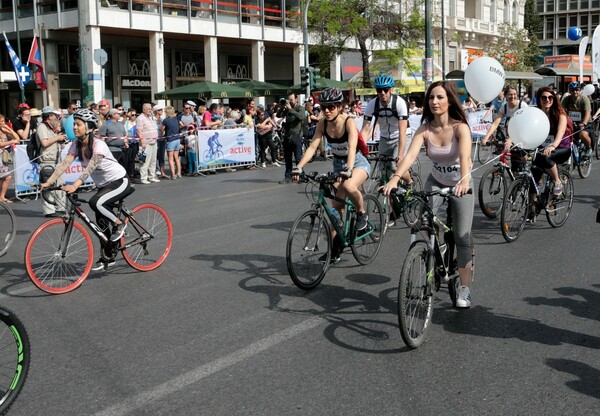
[220,92,228,97]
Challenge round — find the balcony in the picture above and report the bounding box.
[445,16,500,37]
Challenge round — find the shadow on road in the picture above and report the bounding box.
[545,358,600,399]
[523,284,600,322]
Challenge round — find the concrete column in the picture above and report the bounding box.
[330,54,341,81]
[150,32,166,108]
[251,40,265,105]
[204,36,219,82]
[293,44,304,85]
[85,26,103,103]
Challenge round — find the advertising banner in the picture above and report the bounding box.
[13,145,93,192]
[196,127,256,167]
[468,110,492,140]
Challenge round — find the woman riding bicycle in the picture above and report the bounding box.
[382,81,474,308]
[481,85,527,147]
[41,109,131,244]
[292,87,371,260]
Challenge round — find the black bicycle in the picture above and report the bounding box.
[570,136,592,178]
[0,201,16,257]
[394,186,473,349]
[0,305,30,415]
[25,186,173,294]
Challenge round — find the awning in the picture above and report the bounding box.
[534,66,593,77]
[445,70,543,81]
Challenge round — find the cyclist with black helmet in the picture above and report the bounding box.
[41,109,131,251]
[292,88,371,259]
[360,74,412,184]
[561,81,593,157]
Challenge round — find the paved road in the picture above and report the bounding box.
[3,155,600,415]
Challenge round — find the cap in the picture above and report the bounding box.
[30,108,41,117]
[186,100,197,107]
[257,104,265,109]
[41,106,61,115]
[98,100,110,108]
[18,103,30,109]
[153,104,164,112]
[108,108,122,117]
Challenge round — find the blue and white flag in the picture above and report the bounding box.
[3,31,24,90]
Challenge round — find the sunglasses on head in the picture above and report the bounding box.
[323,104,338,111]
[376,88,390,93]
[540,95,554,101]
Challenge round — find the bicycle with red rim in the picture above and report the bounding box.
[24,186,173,294]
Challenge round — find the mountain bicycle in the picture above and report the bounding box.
[363,154,423,231]
[286,171,384,290]
[500,150,574,243]
[570,136,592,178]
[478,149,516,219]
[0,200,16,257]
[394,186,473,349]
[0,305,30,414]
[476,128,505,165]
[25,186,173,294]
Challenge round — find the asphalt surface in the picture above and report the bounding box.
[2,154,600,415]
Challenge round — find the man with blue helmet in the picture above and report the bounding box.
[561,81,593,156]
[360,74,412,184]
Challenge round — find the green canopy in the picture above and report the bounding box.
[289,78,351,92]
[233,80,292,97]
[154,81,254,100]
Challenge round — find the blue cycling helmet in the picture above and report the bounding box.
[569,81,580,89]
[373,74,395,89]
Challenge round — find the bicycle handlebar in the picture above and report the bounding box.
[387,186,472,198]
[367,154,397,163]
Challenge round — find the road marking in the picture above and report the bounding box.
[94,316,323,416]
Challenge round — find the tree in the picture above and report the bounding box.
[306,0,425,87]
[484,23,542,72]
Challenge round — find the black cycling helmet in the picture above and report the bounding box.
[73,108,99,129]
[319,87,344,104]
[569,81,580,90]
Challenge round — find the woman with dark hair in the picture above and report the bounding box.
[41,109,131,268]
[481,85,527,146]
[383,81,474,308]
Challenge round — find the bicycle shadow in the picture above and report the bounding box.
[523,283,600,322]
[545,358,600,399]
[250,220,295,233]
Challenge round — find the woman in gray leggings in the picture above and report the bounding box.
[383,81,474,308]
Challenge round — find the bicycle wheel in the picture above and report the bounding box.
[352,194,384,265]
[412,157,422,178]
[500,178,529,243]
[203,150,212,162]
[0,201,16,257]
[546,171,574,228]
[477,143,494,165]
[121,203,173,271]
[286,210,331,290]
[402,172,424,228]
[596,134,600,160]
[0,306,30,415]
[397,243,433,349]
[25,219,94,294]
[577,157,592,178]
[478,166,507,219]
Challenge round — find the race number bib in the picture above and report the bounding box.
[431,161,461,184]
[542,134,554,149]
[569,111,582,122]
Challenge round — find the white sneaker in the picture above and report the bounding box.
[149,177,161,183]
[272,161,281,167]
[261,162,267,168]
[139,179,150,184]
[456,286,471,308]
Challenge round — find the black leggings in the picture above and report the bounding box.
[532,147,570,182]
[90,177,132,232]
[258,133,277,163]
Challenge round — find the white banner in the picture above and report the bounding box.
[468,110,491,139]
[196,127,256,167]
[593,25,600,83]
[14,145,93,192]
[579,36,589,84]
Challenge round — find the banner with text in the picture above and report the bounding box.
[196,127,256,167]
[468,110,492,140]
[13,145,93,192]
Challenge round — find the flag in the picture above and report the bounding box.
[2,31,24,90]
[27,35,46,91]
[593,25,600,84]
[579,36,589,84]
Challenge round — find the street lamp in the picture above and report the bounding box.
[303,0,311,99]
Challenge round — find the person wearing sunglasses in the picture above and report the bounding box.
[360,74,412,185]
[292,88,372,251]
[561,81,593,157]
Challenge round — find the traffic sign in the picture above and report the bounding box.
[94,49,108,67]
[17,65,31,84]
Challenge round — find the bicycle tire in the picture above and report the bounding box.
[577,157,592,178]
[203,149,212,162]
[478,166,507,219]
[25,219,94,294]
[0,306,30,415]
[546,170,574,228]
[500,178,529,243]
[0,201,16,257]
[121,203,173,271]
[402,172,424,228]
[596,135,600,160]
[286,210,331,290]
[477,143,494,165]
[412,157,422,178]
[351,194,384,265]
[397,242,433,349]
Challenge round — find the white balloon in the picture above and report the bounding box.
[583,84,595,96]
[464,57,505,103]
[507,106,550,149]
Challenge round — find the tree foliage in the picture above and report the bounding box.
[306,0,425,87]
[484,23,542,71]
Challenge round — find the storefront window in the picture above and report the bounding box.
[175,52,205,78]
[58,45,80,74]
[129,51,150,76]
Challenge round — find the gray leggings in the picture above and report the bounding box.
[425,175,474,269]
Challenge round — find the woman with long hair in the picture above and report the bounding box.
[383,81,474,308]
[0,114,19,202]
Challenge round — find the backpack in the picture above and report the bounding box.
[26,136,41,162]
[371,95,400,135]
[559,116,575,148]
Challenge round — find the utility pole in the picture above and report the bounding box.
[14,0,25,102]
[441,0,446,80]
[424,0,432,86]
[303,0,311,99]
[79,0,88,106]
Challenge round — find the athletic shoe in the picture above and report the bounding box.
[139,179,150,184]
[91,258,116,271]
[149,177,161,183]
[110,223,127,242]
[356,212,368,231]
[272,161,281,167]
[318,252,341,264]
[586,147,593,158]
[552,181,563,196]
[456,286,471,308]
[261,162,267,168]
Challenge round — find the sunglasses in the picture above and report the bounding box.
[569,88,580,92]
[323,104,338,111]
[376,88,390,93]
[540,95,554,101]
[184,107,191,110]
